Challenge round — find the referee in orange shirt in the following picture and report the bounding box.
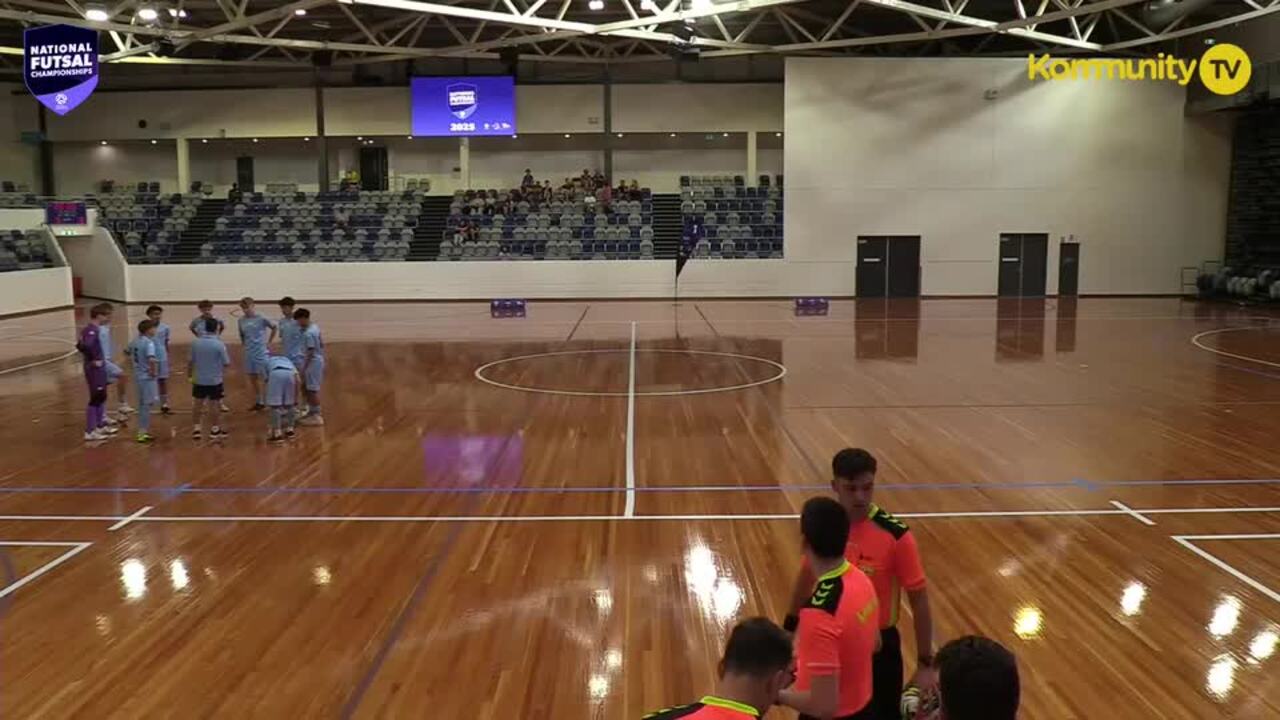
[785,448,936,720]
[779,496,880,720]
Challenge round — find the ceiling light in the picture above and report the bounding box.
[775,132,782,137]
[640,0,657,9]
[303,137,311,141]
[407,135,413,140]
[99,140,108,146]
[150,139,157,145]
[84,6,110,21]
[616,133,624,137]
[669,133,676,137]
[167,8,187,18]
[588,0,604,9]
[295,8,308,15]
[137,6,159,21]
[722,132,729,137]
[356,136,363,140]
[252,138,259,143]
[511,134,518,138]
[201,138,208,143]
[564,133,571,138]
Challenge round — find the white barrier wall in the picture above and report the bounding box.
[58,227,130,302]
[0,267,73,316]
[785,57,1231,295]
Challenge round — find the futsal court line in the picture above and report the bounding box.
[107,505,154,531]
[624,321,637,517]
[1109,500,1156,526]
[1190,326,1280,370]
[0,504,1267,524]
[0,541,93,600]
[0,338,79,376]
[1171,535,1280,604]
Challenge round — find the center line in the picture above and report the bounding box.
[107,505,154,531]
[624,321,637,518]
[1109,500,1155,526]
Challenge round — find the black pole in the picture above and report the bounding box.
[315,76,329,193]
[37,106,54,196]
[602,70,613,185]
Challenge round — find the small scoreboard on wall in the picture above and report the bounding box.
[411,76,516,137]
[46,200,87,225]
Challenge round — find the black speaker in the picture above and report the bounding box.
[314,50,333,67]
[499,47,519,77]
[154,38,176,57]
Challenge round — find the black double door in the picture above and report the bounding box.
[359,146,389,191]
[998,233,1048,297]
[857,236,921,298]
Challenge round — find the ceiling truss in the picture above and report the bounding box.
[0,0,1271,69]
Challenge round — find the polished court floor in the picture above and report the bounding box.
[0,297,1277,718]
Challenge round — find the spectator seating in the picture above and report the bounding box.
[201,189,419,263]
[0,181,38,208]
[441,187,655,261]
[99,186,201,264]
[680,174,784,259]
[0,229,53,272]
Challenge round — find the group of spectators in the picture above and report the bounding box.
[449,170,649,243]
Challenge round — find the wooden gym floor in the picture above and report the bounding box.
[0,297,1277,719]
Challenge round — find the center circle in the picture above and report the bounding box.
[474,348,787,397]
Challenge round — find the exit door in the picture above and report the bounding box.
[857,236,921,298]
[998,233,1048,297]
[236,156,255,192]
[359,146,389,191]
[1058,242,1080,296]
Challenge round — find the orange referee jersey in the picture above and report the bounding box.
[794,559,880,717]
[803,503,927,628]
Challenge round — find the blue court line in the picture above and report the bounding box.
[2,478,1279,494]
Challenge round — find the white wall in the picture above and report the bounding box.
[190,141,322,193]
[54,142,178,195]
[59,228,130,301]
[0,267,73,316]
[612,84,783,132]
[45,88,317,141]
[785,58,1231,295]
[0,85,39,189]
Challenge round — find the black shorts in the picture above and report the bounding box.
[192,383,224,400]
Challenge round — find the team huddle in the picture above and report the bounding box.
[75,297,327,444]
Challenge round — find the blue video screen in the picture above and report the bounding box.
[411,76,516,137]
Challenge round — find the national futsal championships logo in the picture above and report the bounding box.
[447,82,479,120]
[1027,43,1251,96]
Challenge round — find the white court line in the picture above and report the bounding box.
[1171,535,1280,604]
[0,541,92,599]
[0,505,1272,524]
[1109,500,1156,526]
[1190,326,1280,370]
[624,321,637,518]
[107,505,154,531]
[0,338,78,376]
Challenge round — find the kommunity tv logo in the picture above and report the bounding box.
[1027,43,1251,96]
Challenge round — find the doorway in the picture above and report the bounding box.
[997,233,1048,297]
[856,235,922,298]
[235,156,255,192]
[359,145,389,191]
[1058,241,1080,296]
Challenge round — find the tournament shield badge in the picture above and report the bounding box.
[447,82,478,120]
[24,24,99,115]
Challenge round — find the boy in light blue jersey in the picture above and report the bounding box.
[237,297,278,412]
[190,299,230,413]
[97,303,134,418]
[294,308,326,427]
[277,296,308,416]
[189,317,231,441]
[264,355,300,443]
[145,305,173,414]
[126,319,160,444]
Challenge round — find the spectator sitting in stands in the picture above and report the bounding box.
[456,217,475,243]
[521,169,535,188]
[227,183,242,204]
[581,169,594,190]
[597,182,612,206]
[615,180,628,199]
[593,170,606,189]
[628,179,641,199]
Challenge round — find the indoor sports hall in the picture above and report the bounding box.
[0,2,1278,718]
